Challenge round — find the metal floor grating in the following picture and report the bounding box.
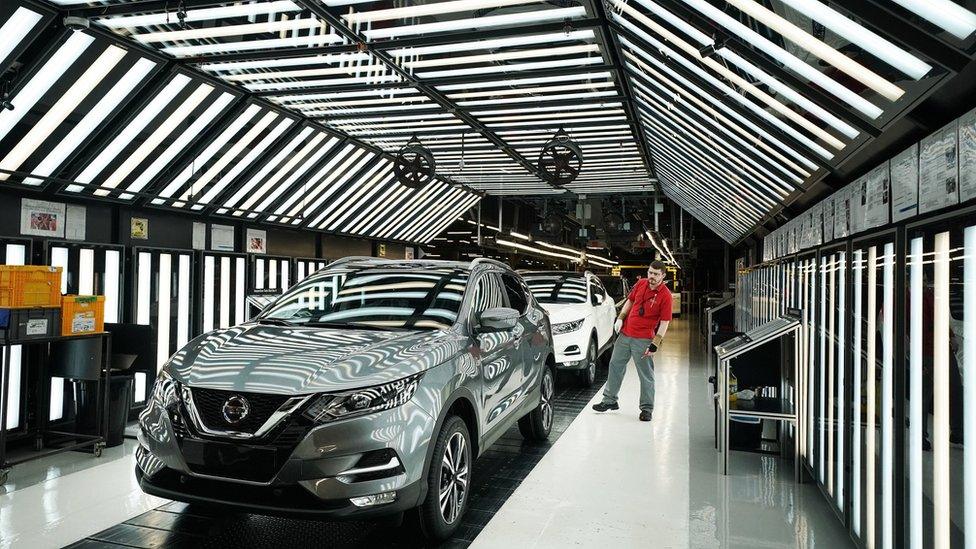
[66,368,609,549]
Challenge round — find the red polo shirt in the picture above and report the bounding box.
[621,278,672,339]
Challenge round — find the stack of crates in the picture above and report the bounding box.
[0,266,63,341]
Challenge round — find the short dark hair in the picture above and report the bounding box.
[649,260,667,273]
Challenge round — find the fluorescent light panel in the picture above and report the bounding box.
[363,7,586,39]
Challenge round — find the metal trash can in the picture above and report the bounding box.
[75,374,134,447]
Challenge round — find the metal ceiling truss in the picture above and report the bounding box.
[4,0,973,246]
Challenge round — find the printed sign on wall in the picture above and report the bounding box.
[918,120,959,214]
[20,198,65,238]
[890,144,919,222]
[959,107,976,203]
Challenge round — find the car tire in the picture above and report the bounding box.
[417,416,472,542]
[518,367,554,441]
[577,339,597,387]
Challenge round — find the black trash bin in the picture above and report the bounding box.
[75,374,134,448]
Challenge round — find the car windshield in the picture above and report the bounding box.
[523,274,587,304]
[260,264,470,331]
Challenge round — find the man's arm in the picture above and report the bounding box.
[618,298,633,320]
[656,320,670,340]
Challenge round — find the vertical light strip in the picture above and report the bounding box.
[177,254,191,348]
[964,225,976,549]
[281,261,290,291]
[156,254,171,369]
[933,232,950,549]
[853,249,864,536]
[235,257,246,324]
[867,246,878,549]
[3,244,25,429]
[269,260,278,290]
[909,237,923,548]
[3,346,21,429]
[51,247,69,294]
[49,378,63,421]
[837,252,846,510]
[297,262,306,282]
[219,256,231,329]
[203,255,215,333]
[882,242,894,549]
[136,252,151,325]
[256,258,266,289]
[78,248,94,295]
[828,254,836,496]
[808,260,817,467]
[103,250,120,323]
[820,255,827,484]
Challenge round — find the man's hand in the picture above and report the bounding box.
[642,347,654,358]
[614,318,623,333]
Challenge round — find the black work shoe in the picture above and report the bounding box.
[639,410,653,422]
[592,402,619,412]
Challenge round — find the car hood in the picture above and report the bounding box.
[166,324,465,394]
[539,302,590,324]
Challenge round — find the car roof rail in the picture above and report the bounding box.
[471,257,510,270]
[324,256,379,267]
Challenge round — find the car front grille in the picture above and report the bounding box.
[188,387,291,434]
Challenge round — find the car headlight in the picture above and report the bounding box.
[303,372,425,423]
[552,319,584,335]
[150,370,179,409]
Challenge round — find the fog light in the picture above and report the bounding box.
[350,491,397,507]
[563,360,583,367]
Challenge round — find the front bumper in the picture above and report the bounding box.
[135,461,423,520]
[136,385,436,518]
[551,331,590,370]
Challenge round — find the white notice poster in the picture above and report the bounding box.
[833,190,848,239]
[65,204,86,240]
[959,107,976,202]
[918,120,959,214]
[21,198,65,238]
[246,229,267,254]
[822,197,835,243]
[890,144,919,222]
[864,162,890,229]
[211,224,235,251]
[192,222,206,250]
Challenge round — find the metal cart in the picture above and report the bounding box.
[0,331,112,485]
[715,312,802,481]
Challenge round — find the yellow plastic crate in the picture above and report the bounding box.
[0,266,62,308]
[61,295,105,336]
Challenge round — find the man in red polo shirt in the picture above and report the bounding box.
[592,260,673,421]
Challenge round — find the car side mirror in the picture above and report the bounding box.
[477,307,519,332]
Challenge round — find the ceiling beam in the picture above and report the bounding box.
[293,0,555,189]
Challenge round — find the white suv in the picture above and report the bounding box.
[521,271,616,386]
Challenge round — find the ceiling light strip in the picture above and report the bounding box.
[313,160,390,228]
[616,20,836,159]
[237,131,332,213]
[135,18,324,43]
[405,44,599,69]
[203,117,297,208]
[417,56,604,79]
[0,7,43,66]
[97,1,301,28]
[71,74,192,192]
[674,0,883,118]
[363,7,587,39]
[724,0,903,101]
[248,135,341,216]
[389,30,595,57]
[162,34,342,57]
[778,0,931,80]
[623,51,813,176]
[615,0,854,143]
[0,45,127,182]
[890,0,976,40]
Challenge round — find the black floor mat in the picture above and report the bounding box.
[67,368,608,549]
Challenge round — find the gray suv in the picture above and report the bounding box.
[135,257,555,540]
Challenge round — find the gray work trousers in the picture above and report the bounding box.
[600,334,655,412]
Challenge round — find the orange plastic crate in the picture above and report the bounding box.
[61,295,105,336]
[0,266,63,308]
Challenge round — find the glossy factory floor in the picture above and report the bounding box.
[0,319,853,548]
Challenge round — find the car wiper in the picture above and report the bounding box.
[305,321,408,332]
[255,318,295,326]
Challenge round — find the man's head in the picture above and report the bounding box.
[647,260,667,288]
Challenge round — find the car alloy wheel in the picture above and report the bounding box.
[439,431,469,524]
[541,368,554,432]
[586,340,597,385]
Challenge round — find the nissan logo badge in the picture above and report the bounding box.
[222,395,250,424]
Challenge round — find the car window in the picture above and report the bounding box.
[590,282,607,305]
[501,273,529,314]
[469,272,506,323]
[261,266,469,330]
[523,273,587,304]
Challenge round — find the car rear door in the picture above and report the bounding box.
[590,278,615,348]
